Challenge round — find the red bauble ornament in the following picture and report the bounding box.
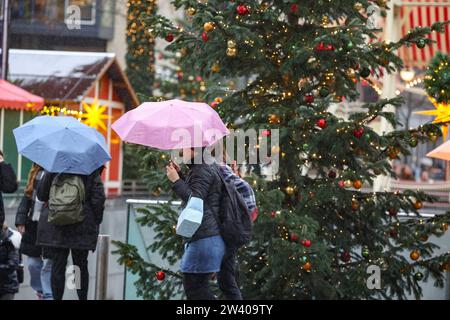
[315,42,326,52]
[301,239,311,247]
[156,271,166,281]
[389,228,398,238]
[304,94,314,104]
[202,32,209,42]
[340,251,351,262]
[388,208,398,217]
[327,44,335,51]
[262,129,271,137]
[316,118,327,128]
[328,171,337,179]
[165,34,174,42]
[236,4,249,15]
[338,180,345,188]
[270,211,277,218]
[290,233,299,242]
[290,4,298,14]
[211,102,218,108]
[353,127,364,138]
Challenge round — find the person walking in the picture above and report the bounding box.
[166,148,225,300]
[216,162,257,300]
[15,163,53,300]
[0,150,19,227]
[36,166,106,300]
[0,223,21,300]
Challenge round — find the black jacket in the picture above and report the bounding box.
[0,162,18,225]
[36,169,106,251]
[0,228,20,295]
[15,169,45,257]
[172,163,223,243]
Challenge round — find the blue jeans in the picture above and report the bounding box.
[218,246,243,300]
[180,235,225,273]
[27,256,53,300]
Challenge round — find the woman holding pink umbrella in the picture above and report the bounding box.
[113,99,230,300]
[166,148,225,299]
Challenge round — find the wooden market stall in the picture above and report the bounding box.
[0,79,44,186]
[6,49,139,196]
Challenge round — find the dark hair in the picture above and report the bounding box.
[0,150,3,157]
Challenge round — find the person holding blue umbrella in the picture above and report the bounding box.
[14,116,110,300]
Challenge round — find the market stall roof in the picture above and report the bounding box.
[7,49,139,109]
[0,79,44,111]
[399,0,450,69]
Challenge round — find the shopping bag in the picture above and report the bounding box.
[176,197,203,238]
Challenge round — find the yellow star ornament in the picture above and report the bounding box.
[414,97,450,140]
[82,99,109,131]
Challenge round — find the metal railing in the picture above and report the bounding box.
[121,180,150,197]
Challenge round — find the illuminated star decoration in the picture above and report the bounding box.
[415,97,450,140]
[82,99,109,131]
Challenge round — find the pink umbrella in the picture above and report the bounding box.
[111,99,229,150]
[427,140,450,161]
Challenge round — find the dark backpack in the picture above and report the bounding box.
[214,165,252,247]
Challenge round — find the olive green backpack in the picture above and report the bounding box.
[48,174,86,225]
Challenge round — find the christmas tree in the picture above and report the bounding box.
[115,0,450,299]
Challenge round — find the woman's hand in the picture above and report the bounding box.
[169,160,181,172]
[166,164,180,183]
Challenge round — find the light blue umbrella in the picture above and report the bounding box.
[13,116,111,175]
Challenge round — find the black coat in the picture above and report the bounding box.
[0,162,18,225]
[15,169,45,257]
[36,170,106,251]
[0,228,20,295]
[172,163,223,243]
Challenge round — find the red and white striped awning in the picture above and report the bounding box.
[399,0,450,69]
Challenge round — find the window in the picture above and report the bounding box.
[11,0,65,23]
[65,0,96,25]
[0,1,3,20]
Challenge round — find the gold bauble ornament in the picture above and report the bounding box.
[180,48,188,57]
[214,97,223,103]
[211,63,220,72]
[325,72,335,86]
[226,48,237,57]
[413,200,423,210]
[302,262,312,272]
[346,68,356,79]
[152,187,162,197]
[268,114,281,124]
[354,2,363,11]
[344,180,353,188]
[285,186,295,195]
[227,40,237,48]
[321,15,329,25]
[187,7,196,16]
[203,22,214,32]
